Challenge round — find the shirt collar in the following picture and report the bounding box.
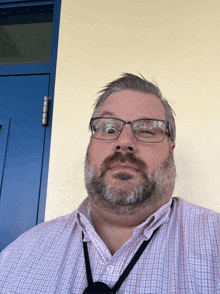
[76,197,173,240]
[133,198,173,239]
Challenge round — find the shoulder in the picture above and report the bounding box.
[0,210,78,263]
[0,210,84,291]
[172,197,220,236]
[173,197,220,219]
[15,210,77,243]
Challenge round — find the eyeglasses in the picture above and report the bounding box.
[90,117,170,143]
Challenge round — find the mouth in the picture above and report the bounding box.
[99,152,147,179]
[109,163,139,173]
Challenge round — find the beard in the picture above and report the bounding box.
[84,149,176,215]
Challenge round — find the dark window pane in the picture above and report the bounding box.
[0,5,53,65]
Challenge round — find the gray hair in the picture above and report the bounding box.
[92,73,176,142]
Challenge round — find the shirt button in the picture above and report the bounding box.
[106,265,114,274]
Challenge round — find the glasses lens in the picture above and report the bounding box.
[133,120,166,142]
[91,118,122,140]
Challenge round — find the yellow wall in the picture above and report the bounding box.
[45,0,220,221]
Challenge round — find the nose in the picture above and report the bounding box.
[115,123,137,153]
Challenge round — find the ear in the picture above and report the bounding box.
[170,141,175,152]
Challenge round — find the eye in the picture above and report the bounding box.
[106,127,116,134]
[140,130,154,134]
[139,129,155,136]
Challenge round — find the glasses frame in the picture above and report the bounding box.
[90,117,170,143]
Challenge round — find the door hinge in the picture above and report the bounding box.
[42,96,49,126]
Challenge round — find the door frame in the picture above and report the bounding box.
[0,118,10,195]
[0,0,62,224]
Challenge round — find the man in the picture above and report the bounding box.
[0,73,219,293]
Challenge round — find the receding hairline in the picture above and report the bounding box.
[93,89,167,117]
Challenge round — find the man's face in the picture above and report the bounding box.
[85,90,176,214]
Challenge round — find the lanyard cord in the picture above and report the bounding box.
[82,226,160,294]
[82,232,93,287]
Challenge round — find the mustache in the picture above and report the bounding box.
[100,152,147,177]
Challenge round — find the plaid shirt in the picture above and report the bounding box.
[0,197,219,293]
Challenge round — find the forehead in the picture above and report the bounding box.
[98,90,166,121]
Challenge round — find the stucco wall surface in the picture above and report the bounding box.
[45,0,220,221]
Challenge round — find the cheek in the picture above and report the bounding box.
[141,145,171,173]
[87,139,108,167]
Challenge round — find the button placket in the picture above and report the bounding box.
[106,265,114,274]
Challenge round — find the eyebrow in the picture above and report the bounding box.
[98,111,158,121]
[98,111,115,117]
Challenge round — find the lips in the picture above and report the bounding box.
[99,152,147,178]
[109,163,139,172]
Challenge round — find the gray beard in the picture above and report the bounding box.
[84,150,176,215]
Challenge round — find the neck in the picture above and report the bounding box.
[89,197,170,255]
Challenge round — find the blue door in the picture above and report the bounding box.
[0,74,50,251]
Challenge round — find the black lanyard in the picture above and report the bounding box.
[82,226,160,294]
